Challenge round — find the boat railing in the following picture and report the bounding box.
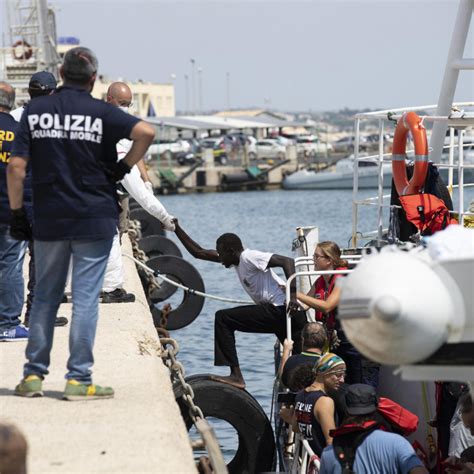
[289,435,320,474]
[295,256,362,268]
[351,102,474,247]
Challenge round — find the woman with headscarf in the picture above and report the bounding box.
[281,353,346,457]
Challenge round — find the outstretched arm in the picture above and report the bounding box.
[174,219,220,263]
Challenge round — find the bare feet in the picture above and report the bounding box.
[211,374,246,390]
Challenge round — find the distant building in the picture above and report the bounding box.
[57,38,175,118]
[215,109,290,122]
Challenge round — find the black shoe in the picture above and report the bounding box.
[61,294,68,303]
[24,316,69,328]
[55,316,69,327]
[101,288,135,304]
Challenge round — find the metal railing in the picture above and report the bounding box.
[351,103,474,247]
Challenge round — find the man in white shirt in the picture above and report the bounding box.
[101,82,174,303]
[173,220,306,389]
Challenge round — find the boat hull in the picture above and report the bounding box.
[282,168,393,190]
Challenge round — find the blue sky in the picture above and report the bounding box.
[1,0,472,111]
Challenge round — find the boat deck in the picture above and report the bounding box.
[0,237,196,473]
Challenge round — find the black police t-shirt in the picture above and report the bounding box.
[0,112,33,226]
[0,112,17,225]
[11,85,141,240]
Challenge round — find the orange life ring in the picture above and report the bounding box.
[12,40,33,61]
[392,111,429,196]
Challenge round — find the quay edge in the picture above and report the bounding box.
[0,236,196,473]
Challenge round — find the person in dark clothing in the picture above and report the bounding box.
[11,71,68,328]
[281,353,346,456]
[8,46,155,399]
[172,219,307,389]
[279,322,327,390]
[0,82,30,341]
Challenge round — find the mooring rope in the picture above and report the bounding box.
[123,252,254,305]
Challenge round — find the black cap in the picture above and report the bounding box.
[29,71,57,91]
[345,384,378,415]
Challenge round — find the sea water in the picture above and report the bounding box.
[158,187,474,461]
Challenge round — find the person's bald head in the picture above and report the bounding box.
[0,82,15,112]
[107,82,132,108]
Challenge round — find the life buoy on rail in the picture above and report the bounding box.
[12,40,33,61]
[392,111,429,196]
[173,375,275,474]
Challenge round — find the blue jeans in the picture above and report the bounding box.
[0,225,27,330]
[24,238,113,383]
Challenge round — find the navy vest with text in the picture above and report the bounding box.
[11,85,140,240]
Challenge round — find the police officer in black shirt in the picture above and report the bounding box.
[7,47,155,400]
[0,82,30,342]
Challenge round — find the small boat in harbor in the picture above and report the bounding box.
[282,156,393,190]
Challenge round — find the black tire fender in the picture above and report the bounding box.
[173,375,275,474]
[148,255,205,330]
[138,235,182,259]
[129,209,164,237]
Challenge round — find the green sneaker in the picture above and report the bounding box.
[63,379,114,401]
[15,375,43,398]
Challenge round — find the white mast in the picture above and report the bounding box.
[430,0,474,163]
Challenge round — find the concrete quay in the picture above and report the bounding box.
[0,237,196,473]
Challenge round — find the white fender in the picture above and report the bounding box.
[338,249,466,365]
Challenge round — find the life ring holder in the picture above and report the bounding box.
[392,111,429,196]
[12,40,33,61]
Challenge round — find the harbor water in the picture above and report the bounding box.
[158,187,474,460]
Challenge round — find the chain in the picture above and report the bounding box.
[128,220,161,297]
[127,222,226,471]
[160,338,228,473]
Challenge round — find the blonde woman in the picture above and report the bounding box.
[297,242,379,388]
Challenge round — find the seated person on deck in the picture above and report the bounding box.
[279,322,328,391]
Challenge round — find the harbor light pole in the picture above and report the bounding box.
[190,58,196,114]
[226,71,230,110]
[197,67,203,114]
[184,74,189,114]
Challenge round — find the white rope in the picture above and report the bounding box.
[123,252,254,305]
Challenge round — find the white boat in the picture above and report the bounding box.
[282,157,393,190]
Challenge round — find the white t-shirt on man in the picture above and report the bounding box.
[234,249,286,306]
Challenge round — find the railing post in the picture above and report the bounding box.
[352,117,361,247]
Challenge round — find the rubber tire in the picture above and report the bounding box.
[173,374,275,474]
[218,155,228,165]
[138,235,182,259]
[148,255,205,330]
[129,209,164,237]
